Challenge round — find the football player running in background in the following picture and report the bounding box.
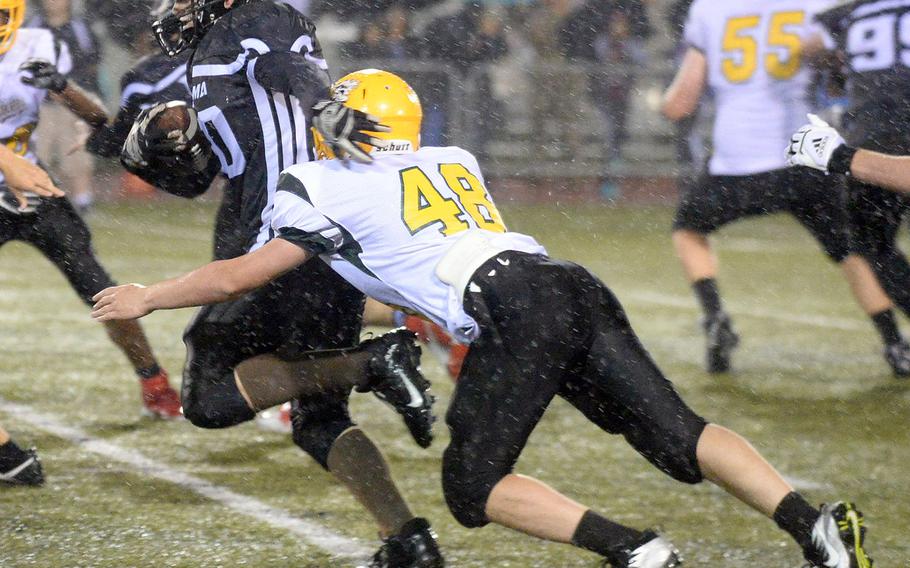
[661,0,910,376]
[0,142,62,487]
[0,0,182,419]
[796,0,910,362]
[122,2,442,564]
[93,70,874,568]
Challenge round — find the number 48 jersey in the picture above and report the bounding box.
[271,146,546,342]
[684,0,833,175]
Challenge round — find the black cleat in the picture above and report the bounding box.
[0,447,45,486]
[883,340,910,378]
[802,502,873,568]
[703,312,739,374]
[604,530,682,568]
[360,328,436,448]
[367,517,444,568]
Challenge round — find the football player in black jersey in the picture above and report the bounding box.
[121,2,443,564]
[806,0,910,374]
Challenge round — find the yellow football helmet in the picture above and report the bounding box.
[314,69,423,160]
[0,0,24,55]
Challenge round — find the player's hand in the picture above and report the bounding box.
[91,284,153,321]
[787,114,846,173]
[19,59,68,93]
[122,103,210,173]
[0,150,63,211]
[312,100,390,164]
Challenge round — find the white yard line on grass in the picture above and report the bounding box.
[0,398,371,564]
[627,290,868,332]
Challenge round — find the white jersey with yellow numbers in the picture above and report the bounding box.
[0,28,72,185]
[684,0,833,175]
[271,146,547,343]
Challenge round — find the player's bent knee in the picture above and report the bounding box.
[629,414,707,485]
[441,443,508,528]
[291,395,355,470]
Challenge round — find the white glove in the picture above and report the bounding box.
[787,114,846,173]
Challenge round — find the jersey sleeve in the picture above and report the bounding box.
[55,39,73,76]
[682,0,708,52]
[272,172,343,255]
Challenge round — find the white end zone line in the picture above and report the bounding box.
[0,398,371,564]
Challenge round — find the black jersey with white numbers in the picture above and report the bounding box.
[187,0,329,257]
[817,0,910,148]
[87,51,191,158]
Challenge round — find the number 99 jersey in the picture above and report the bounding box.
[684,0,833,175]
[817,0,910,148]
[271,146,546,343]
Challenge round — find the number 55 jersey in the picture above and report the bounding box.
[272,146,546,343]
[684,0,833,175]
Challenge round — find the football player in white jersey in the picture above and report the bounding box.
[0,0,182,418]
[92,70,873,568]
[0,143,62,486]
[661,0,910,377]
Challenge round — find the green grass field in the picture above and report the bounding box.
[1,200,909,567]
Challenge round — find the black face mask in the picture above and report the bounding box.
[151,0,235,57]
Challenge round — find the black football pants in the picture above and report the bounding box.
[442,252,707,528]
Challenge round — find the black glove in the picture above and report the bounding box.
[312,100,390,163]
[19,59,68,93]
[121,102,212,175]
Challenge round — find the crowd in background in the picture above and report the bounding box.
[18,0,698,206]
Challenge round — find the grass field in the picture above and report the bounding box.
[1,200,909,567]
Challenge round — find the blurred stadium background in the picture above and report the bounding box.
[3,1,909,567]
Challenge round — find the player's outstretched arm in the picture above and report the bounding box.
[788,114,910,193]
[90,239,312,321]
[661,47,708,122]
[19,59,108,129]
[0,145,64,210]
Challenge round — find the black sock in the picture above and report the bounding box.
[136,363,162,380]
[871,310,902,346]
[571,510,643,558]
[0,439,29,471]
[773,492,820,552]
[693,278,723,317]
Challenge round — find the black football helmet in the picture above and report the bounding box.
[152,0,254,57]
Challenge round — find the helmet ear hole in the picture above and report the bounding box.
[328,69,423,157]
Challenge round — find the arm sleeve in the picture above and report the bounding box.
[272,173,343,255]
[682,1,707,52]
[252,51,331,108]
[55,39,73,75]
[122,154,220,199]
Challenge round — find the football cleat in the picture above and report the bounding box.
[883,340,910,378]
[255,402,292,433]
[605,531,682,568]
[703,312,739,374]
[0,447,44,486]
[360,328,435,448]
[366,517,444,568]
[403,315,468,381]
[140,371,183,420]
[802,502,873,568]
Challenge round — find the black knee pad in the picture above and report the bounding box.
[626,415,707,485]
[181,317,257,429]
[290,393,355,470]
[441,442,510,528]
